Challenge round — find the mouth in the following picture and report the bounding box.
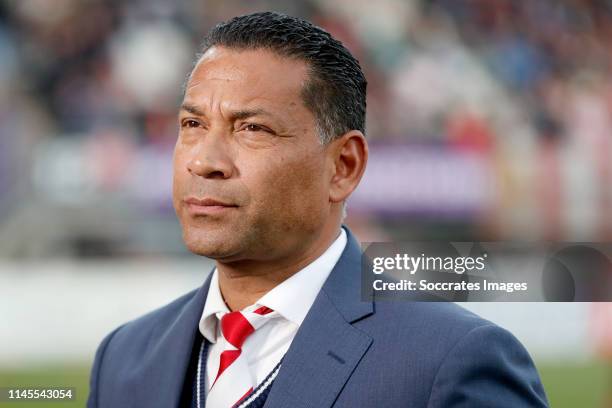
[183,197,239,216]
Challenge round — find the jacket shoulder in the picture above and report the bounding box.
[367,300,494,341]
[354,301,547,406]
[87,287,201,408]
[355,300,513,368]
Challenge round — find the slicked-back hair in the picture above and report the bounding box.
[196,11,367,144]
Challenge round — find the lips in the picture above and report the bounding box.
[183,197,238,216]
[184,197,234,206]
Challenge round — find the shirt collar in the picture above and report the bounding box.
[198,228,347,343]
[199,269,230,343]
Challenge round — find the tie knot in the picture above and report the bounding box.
[220,305,275,349]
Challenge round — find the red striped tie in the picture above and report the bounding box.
[206,305,276,408]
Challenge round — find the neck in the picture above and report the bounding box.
[216,223,342,311]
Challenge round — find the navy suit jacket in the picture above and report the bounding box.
[87,226,549,407]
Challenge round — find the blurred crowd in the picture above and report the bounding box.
[1,0,612,257]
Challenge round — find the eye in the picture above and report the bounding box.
[181,119,200,128]
[242,123,274,134]
[245,123,265,132]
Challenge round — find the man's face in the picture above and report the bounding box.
[173,46,333,262]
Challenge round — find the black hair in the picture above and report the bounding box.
[199,11,367,143]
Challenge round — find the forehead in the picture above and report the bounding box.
[184,46,309,108]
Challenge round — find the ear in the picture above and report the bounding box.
[327,130,368,203]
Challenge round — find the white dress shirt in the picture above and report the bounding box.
[198,228,347,393]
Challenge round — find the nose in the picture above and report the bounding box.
[186,130,234,179]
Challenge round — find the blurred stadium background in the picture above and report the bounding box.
[1,0,612,406]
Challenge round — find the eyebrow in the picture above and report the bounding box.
[180,103,206,117]
[180,103,275,122]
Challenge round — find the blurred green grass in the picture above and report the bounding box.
[0,360,609,407]
[0,365,89,407]
[538,360,611,407]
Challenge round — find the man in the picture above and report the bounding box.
[87,12,549,408]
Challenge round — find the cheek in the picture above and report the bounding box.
[171,147,189,210]
[250,151,328,222]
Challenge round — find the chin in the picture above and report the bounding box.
[181,227,237,259]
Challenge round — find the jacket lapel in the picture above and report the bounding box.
[264,226,374,408]
[134,268,214,408]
